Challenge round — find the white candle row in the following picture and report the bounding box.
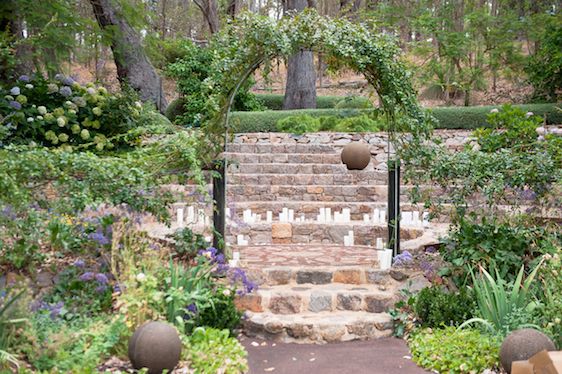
[401,211,430,227]
[236,234,249,245]
[177,207,210,226]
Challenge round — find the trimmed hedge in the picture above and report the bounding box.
[228,103,561,132]
[229,108,377,132]
[255,93,344,110]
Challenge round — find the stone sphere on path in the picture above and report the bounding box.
[341,142,371,170]
[128,321,182,374]
[499,328,555,373]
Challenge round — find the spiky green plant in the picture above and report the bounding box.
[459,260,543,336]
[0,290,27,369]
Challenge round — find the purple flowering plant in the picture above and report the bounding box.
[42,264,113,318]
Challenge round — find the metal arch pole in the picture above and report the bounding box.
[213,59,264,254]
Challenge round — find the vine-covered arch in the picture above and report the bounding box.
[196,9,432,160]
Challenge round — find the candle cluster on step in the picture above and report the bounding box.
[401,211,430,227]
[343,230,354,246]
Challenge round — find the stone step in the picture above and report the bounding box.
[228,222,424,246]
[227,143,338,154]
[228,163,379,175]
[227,201,446,222]
[224,152,343,165]
[237,283,397,315]
[242,310,393,343]
[226,184,417,202]
[229,172,388,185]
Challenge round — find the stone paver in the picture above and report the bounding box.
[237,244,379,268]
[240,335,429,374]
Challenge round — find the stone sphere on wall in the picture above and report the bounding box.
[499,328,555,373]
[128,321,182,374]
[341,142,371,170]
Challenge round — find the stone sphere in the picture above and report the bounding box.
[500,328,555,373]
[129,321,182,374]
[341,142,371,170]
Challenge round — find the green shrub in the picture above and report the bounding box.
[409,326,501,373]
[169,227,210,260]
[229,103,561,132]
[441,216,560,285]
[526,22,562,102]
[165,39,263,126]
[18,315,128,372]
[334,95,373,109]
[193,287,242,334]
[0,75,144,150]
[474,105,545,152]
[414,286,475,328]
[164,97,187,122]
[334,114,382,132]
[276,114,320,134]
[185,327,248,373]
[538,252,562,348]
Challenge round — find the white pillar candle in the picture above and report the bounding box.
[422,212,430,227]
[379,209,386,223]
[344,235,350,246]
[237,234,244,245]
[363,214,370,223]
[187,206,195,224]
[288,209,294,222]
[266,211,273,223]
[343,208,351,222]
[403,212,412,225]
[412,211,420,225]
[226,208,231,218]
[177,208,184,227]
[376,237,384,249]
[373,208,380,223]
[233,251,240,261]
[378,249,393,270]
[325,208,332,222]
[348,230,354,245]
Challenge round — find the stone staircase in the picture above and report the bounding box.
[143,132,450,343]
[234,244,427,343]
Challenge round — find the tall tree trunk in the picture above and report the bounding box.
[282,0,317,109]
[160,0,168,40]
[89,0,167,112]
[0,0,33,80]
[193,0,220,34]
[227,0,239,18]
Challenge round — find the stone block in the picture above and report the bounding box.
[269,294,302,314]
[286,323,314,339]
[296,271,332,285]
[271,223,292,239]
[364,295,393,313]
[336,294,362,311]
[319,325,347,342]
[309,291,332,312]
[389,269,409,281]
[306,186,324,194]
[366,270,389,285]
[333,269,362,284]
[267,269,292,285]
[234,294,263,312]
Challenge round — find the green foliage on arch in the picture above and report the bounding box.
[194,9,432,164]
